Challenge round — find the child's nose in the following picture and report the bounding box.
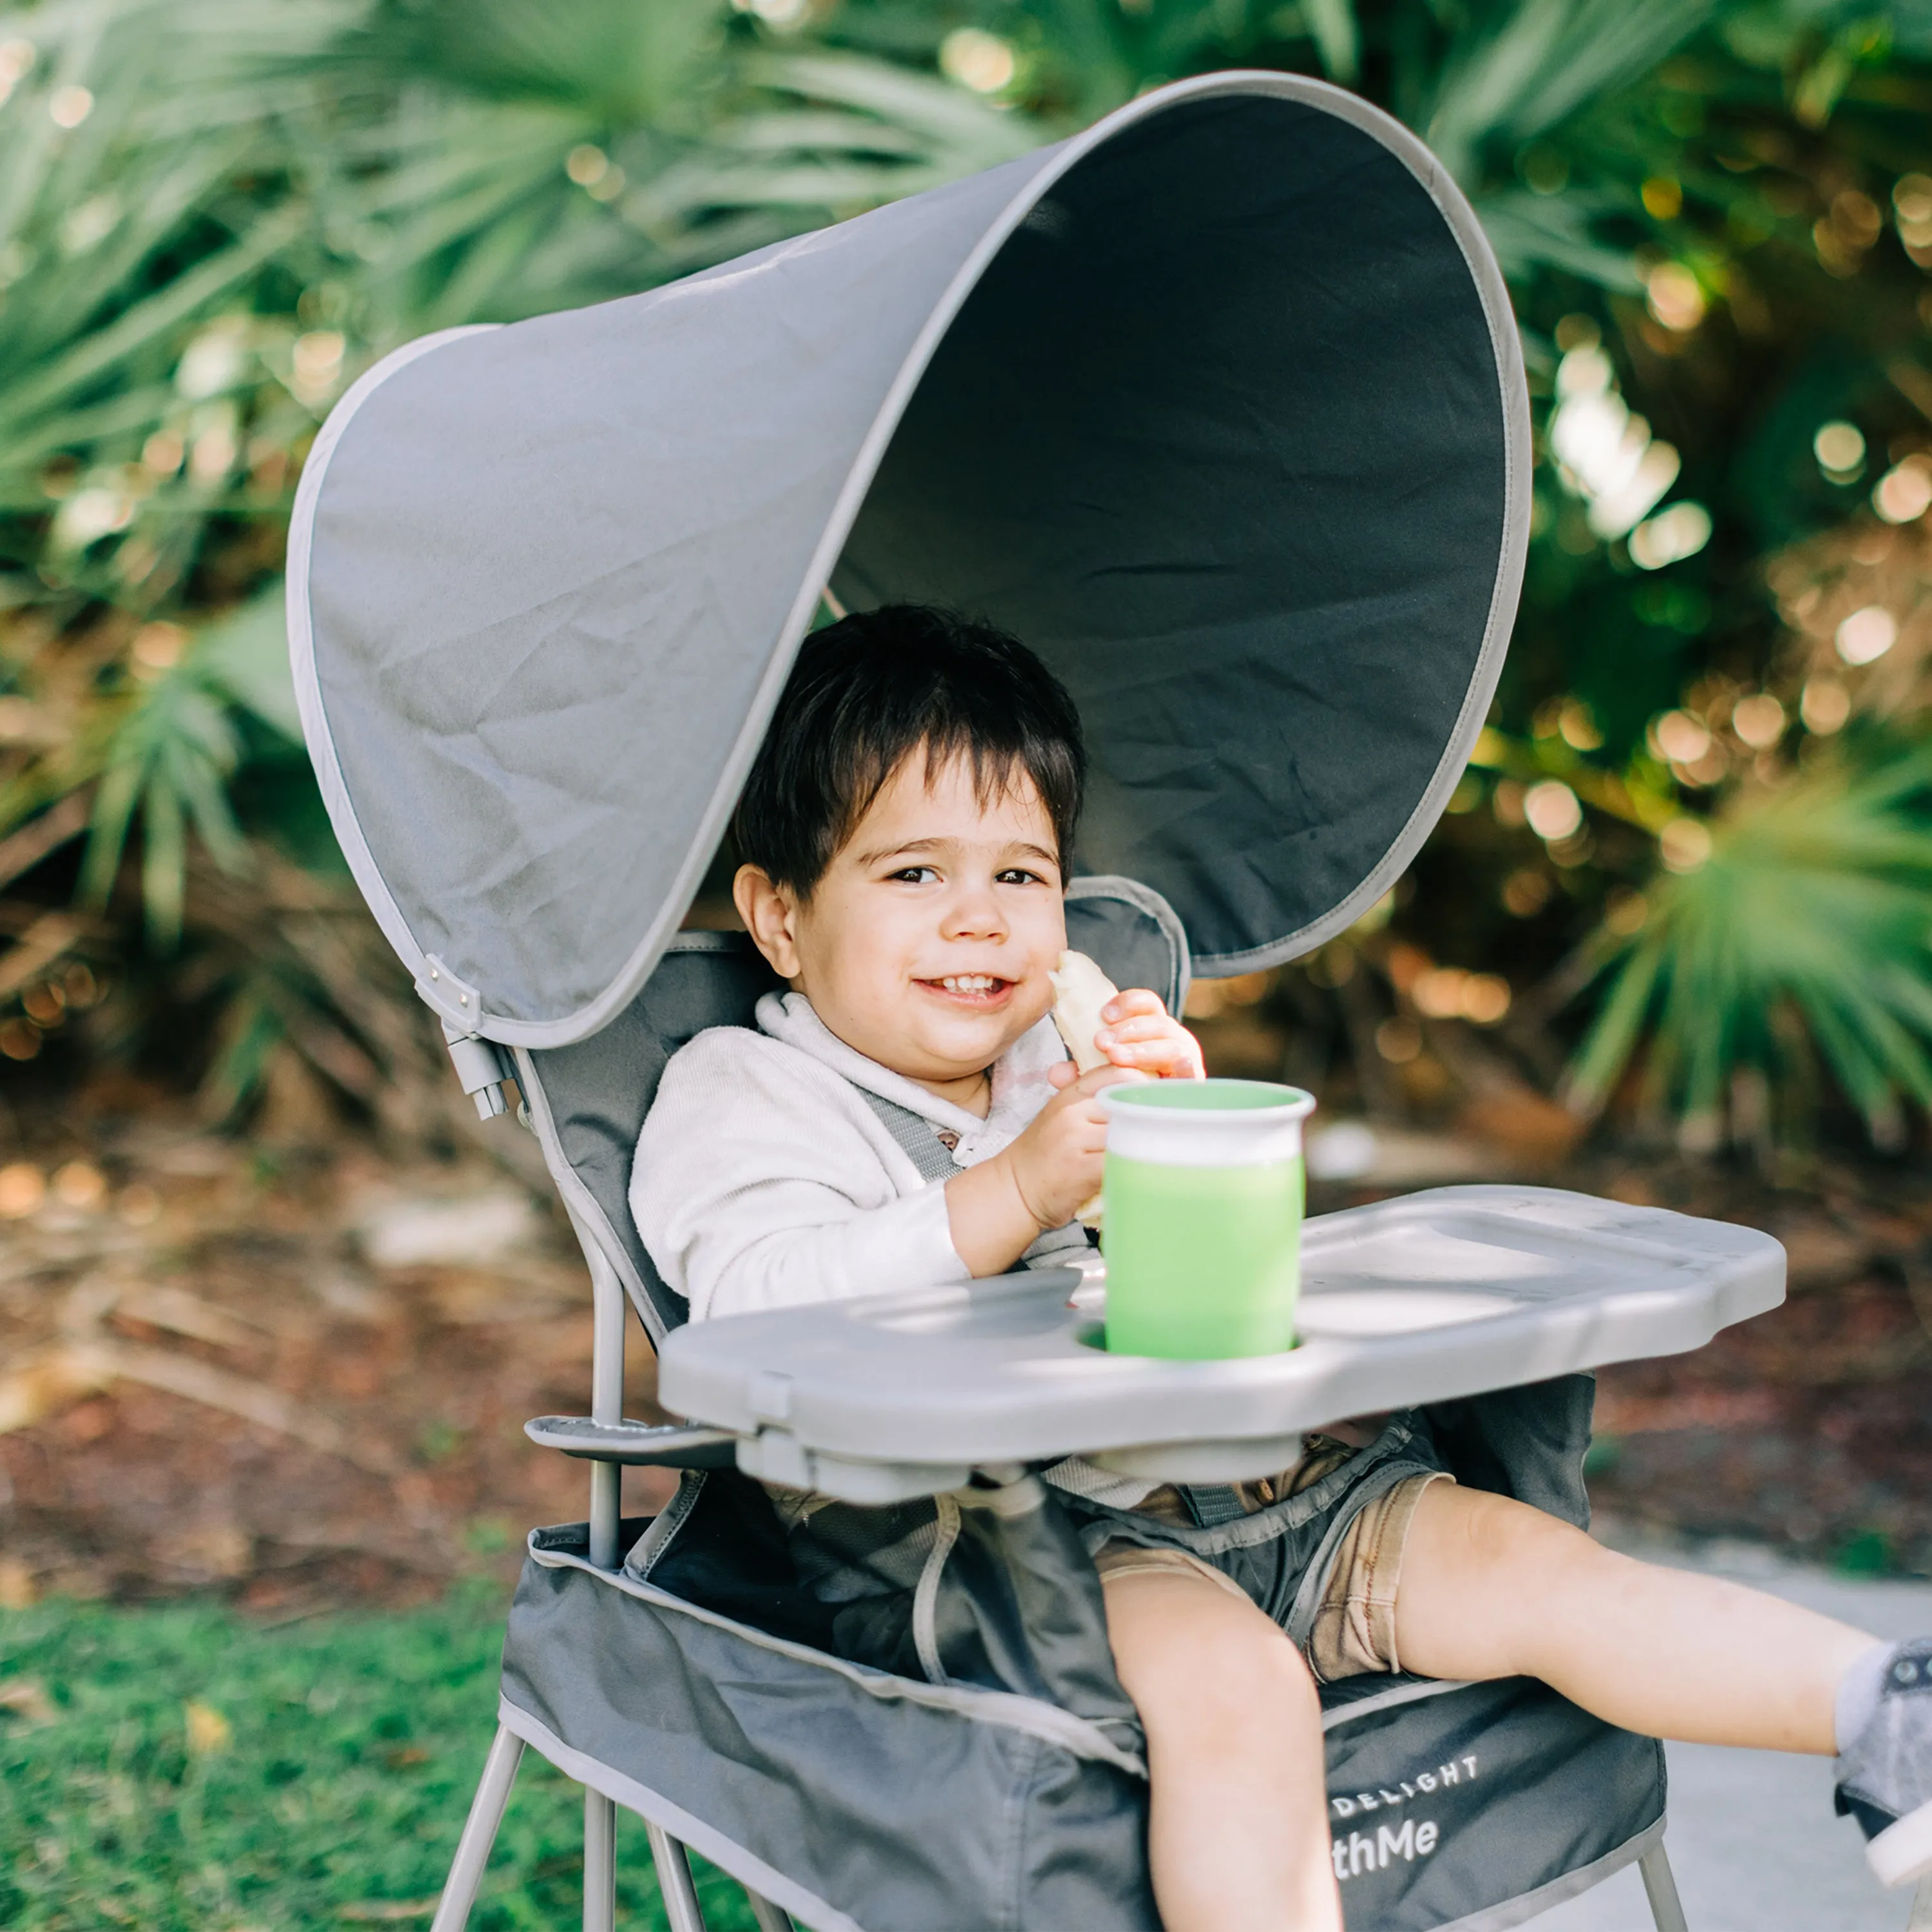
[942,884,1009,939]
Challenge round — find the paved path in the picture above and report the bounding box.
[1537,1537,1932,1931]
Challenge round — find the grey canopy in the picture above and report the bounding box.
[289,71,1529,1048]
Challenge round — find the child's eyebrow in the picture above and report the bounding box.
[853,836,951,866]
[855,837,1060,868]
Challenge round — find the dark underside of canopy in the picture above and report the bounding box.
[835,93,1508,971]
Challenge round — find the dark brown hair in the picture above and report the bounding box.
[730,604,1086,896]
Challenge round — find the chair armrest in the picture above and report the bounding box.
[525,1416,740,1468]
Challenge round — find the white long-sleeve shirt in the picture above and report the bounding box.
[630,990,1084,1324]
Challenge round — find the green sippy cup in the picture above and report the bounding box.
[1095,1079,1315,1359]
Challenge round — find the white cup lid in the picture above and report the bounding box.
[1098,1079,1315,1168]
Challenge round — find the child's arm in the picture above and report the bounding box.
[946,991,1202,1277]
[636,1032,971,1320]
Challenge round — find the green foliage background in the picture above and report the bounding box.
[3,0,1932,1155]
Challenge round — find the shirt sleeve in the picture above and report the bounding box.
[629,1030,969,1322]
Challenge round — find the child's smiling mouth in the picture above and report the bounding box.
[918,974,1014,1007]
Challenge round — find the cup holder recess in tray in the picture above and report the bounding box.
[1073,1288,1519,1354]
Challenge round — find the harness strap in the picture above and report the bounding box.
[1180,1484,1250,1528]
[857,1086,1093,1273]
[857,1087,961,1184]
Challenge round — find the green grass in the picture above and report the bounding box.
[0,1589,763,1931]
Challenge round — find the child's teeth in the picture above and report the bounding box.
[941,976,996,992]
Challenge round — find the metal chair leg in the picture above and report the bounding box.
[647,1820,710,1932]
[430,1725,525,1932]
[743,1885,794,1931]
[1638,1841,1689,1932]
[584,1789,618,1932]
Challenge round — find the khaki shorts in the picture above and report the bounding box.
[1093,1468,1452,1681]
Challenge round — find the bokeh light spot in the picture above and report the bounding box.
[1814,421,1866,478]
[1836,606,1898,666]
[940,28,1015,93]
[1523,780,1582,842]
[1730,694,1786,750]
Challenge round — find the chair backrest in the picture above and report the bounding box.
[515,876,1190,1340]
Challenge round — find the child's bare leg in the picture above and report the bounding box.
[1395,1481,1876,1752]
[1103,1567,1341,1932]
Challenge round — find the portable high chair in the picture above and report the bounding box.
[289,71,1785,1931]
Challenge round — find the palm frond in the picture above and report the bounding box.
[1473,187,1645,289]
[1423,0,1721,182]
[1566,752,1932,1148]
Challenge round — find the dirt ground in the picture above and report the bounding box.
[0,1099,679,1615]
[3,1081,1931,1613]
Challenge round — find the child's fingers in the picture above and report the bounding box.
[1112,1031,1205,1079]
[1109,1043,1186,1069]
[1100,988,1166,1025]
[1046,1059,1079,1090]
[1096,1013,1179,1046]
[1097,1015,1204,1072]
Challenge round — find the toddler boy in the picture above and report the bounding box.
[634,604,1932,1931]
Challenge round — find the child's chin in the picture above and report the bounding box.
[919,1009,1028,1058]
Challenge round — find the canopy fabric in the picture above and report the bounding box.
[289,72,1528,1047]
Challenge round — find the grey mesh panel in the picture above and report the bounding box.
[518,880,1186,1336]
[290,74,1526,1042]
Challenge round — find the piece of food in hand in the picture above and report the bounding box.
[1048,949,1119,1227]
[1049,949,1119,1072]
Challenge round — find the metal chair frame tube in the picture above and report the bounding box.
[646,1823,710,1932]
[581,1226,628,1925]
[583,1788,618,1932]
[582,1228,627,1573]
[742,1886,795,1931]
[430,1725,525,1932]
[1638,1841,1689,1932]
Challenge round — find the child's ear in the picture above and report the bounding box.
[734,865,803,980]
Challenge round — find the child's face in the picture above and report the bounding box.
[736,750,1066,1090]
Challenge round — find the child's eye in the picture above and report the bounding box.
[889,866,940,884]
[996,868,1046,886]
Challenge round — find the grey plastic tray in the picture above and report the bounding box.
[656,1186,1786,1503]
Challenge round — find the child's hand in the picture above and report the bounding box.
[1003,1063,1141,1235]
[945,994,1201,1274]
[1089,989,1205,1082]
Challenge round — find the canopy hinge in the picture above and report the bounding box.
[442,1019,512,1121]
[415,952,487,1030]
